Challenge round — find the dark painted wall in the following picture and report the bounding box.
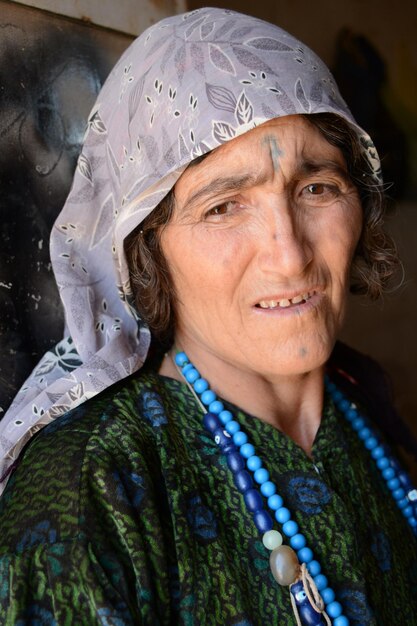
[0,1,132,413]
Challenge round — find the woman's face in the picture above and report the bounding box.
[161,115,362,378]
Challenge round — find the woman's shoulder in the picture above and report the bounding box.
[329,341,417,459]
[0,368,177,551]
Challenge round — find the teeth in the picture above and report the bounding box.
[257,291,314,309]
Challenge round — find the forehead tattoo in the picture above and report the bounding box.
[262,134,283,172]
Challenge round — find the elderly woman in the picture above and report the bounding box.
[0,7,416,625]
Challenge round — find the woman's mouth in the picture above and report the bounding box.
[255,291,316,310]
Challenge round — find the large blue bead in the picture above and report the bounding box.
[321,586,335,604]
[185,368,199,383]
[307,560,321,576]
[298,547,313,563]
[327,601,343,618]
[226,420,240,435]
[244,488,263,512]
[290,533,306,550]
[282,520,298,537]
[194,378,209,393]
[213,428,235,453]
[247,455,262,471]
[208,400,224,414]
[233,431,248,447]
[234,470,253,493]
[253,510,273,533]
[201,390,216,405]
[240,443,255,459]
[275,507,291,524]
[260,481,276,497]
[267,494,283,510]
[227,451,245,473]
[254,468,269,484]
[219,410,233,424]
[314,574,328,590]
[175,352,188,366]
[203,412,221,433]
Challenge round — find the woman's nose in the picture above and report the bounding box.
[255,200,313,278]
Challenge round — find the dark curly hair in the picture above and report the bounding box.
[124,113,400,343]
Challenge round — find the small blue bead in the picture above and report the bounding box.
[244,489,263,512]
[403,505,413,518]
[377,457,389,470]
[201,390,216,405]
[346,407,358,421]
[382,467,395,480]
[209,400,224,414]
[240,443,255,459]
[334,617,349,626]
[181,363,194,375]
[307,560,321,576]
[254,468,269,485]
[233,431,248,447]
[282,520,298,537]
[409,516,417,527]
[203,412,221,433]
[275,507,291,524]
[338,399,350,412]
[364,436,378,450]
[227,451,245,473]
[175,352,188,366]
[314,574,328,591]
[392,488,406,501]
[225,420,240,435]
[298,547,313,563]
[398,471,414,491]
[219,410,233,424]
[332,390,343,402]
[260,481,276,498]
[290,533,306,550]
[358,427,371,440]
[247,456,262,471]
[397,497,408,509]
[352,417,365,430]
[387,477,400,491]
[267,494,283,510]
[371,445,385,459]
[185,368,199,383]
[326,380,336,393]
[253,510,273,533]
[321,587,335,604]
[327,602,343,618]
[193,378,209,393]
[234,470,253,493]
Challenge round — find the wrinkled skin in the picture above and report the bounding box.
[160,116,362,450]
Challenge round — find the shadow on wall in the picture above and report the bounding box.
[0,3,132,413]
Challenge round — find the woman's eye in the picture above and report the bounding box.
[205,201,237,218]
[307,183,326,194]
[301,182,340,202]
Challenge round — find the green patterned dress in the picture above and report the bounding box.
[0,366,416,625]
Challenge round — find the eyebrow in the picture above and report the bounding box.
[298,159,352,184]
[181,172,267,213]
[180,157,353,213]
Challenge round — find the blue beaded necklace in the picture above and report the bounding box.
[174,351,417,626]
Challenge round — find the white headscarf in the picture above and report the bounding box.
[0,7,381,494]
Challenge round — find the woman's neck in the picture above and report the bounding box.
[159,342,325,456]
